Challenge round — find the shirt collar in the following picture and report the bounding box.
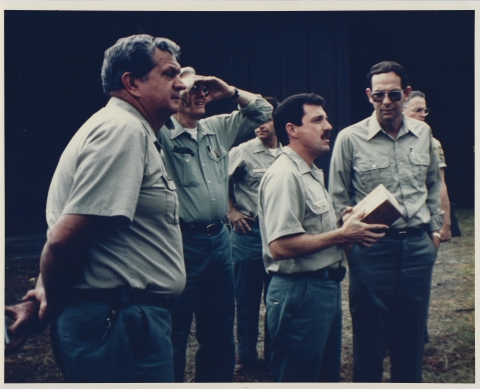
[283,147,312,175]
[107,97,158,144]
[367,111,419,141]
[250,137,282,154]
[168,116,214,140]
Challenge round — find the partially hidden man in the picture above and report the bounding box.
[227,96,280,373]
[5,35,188,382]
[258,93,387,382]
[329,61,443,382]
[157,67,272,382]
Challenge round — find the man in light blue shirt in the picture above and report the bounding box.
[157,67,272,382]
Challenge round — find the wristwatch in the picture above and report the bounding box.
[431,232,441,239]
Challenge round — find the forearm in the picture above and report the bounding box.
[40,214,98,306]
[440,170,451,229]
[269,230,346,261]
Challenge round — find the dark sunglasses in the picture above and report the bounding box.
[371,90,403,102]
[190,84,209,97]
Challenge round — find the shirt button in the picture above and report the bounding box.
[207,180,211,184]
[202,163,206,167]
[372,164,376,168]
[212,198,216,202]
[186,159,190,162]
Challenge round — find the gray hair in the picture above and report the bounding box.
[404,90,426,107]
[101,34,181,97]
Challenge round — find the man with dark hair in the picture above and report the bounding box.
[157,67,272,382]
[5,34,187,382]
[258,93,386,382]
[227,96,280,373]
[329,61,443,382]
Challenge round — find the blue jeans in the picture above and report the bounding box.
[348,232,437,382]
[170,225,235,382]
[231,222,271,363]
[51,299,174,382]
[266,274,342,382]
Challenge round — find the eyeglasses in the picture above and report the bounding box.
[371,90,403,102]
[406,107,430,116]
[190,84,209,97]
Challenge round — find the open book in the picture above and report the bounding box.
[343,184,404,226]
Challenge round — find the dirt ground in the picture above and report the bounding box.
[4,207,475,383]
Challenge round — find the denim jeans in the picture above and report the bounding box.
[170,225,235,382]
[231,222,272,363]
[266,274,342,382]
[51,299,174,382]
[348,232,437,382]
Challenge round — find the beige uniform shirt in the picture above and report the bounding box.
[258,147,343,274]
[229,136,282,218]
[329,112,443,231]
[46,97,186,295]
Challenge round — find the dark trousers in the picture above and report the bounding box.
[266,274,342,382]
[170,226,235,382]
[51,299,174,382]
[231,223,272,364]
[348,232,437,382]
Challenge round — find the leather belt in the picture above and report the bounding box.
[180,219,224,236]
[383,225,427,239]
[275,265,347,283]
[71,288,175,309]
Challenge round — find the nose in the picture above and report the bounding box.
[381,94,392,104]
[175,76,187,91]
[325,120,333,131]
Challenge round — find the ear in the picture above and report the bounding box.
[403,86,412,100]
[366,88,374,104]
[285,123,297,140]
[121,72,142,97]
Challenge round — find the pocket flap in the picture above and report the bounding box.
[356,157,390,172]
[409,153,429,166]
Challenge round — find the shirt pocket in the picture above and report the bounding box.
[355,156,391,190]
[206,145,228,183]
[408,152,430,187]
[305,199,334,234]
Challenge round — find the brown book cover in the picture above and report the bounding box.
[343,184,404,226]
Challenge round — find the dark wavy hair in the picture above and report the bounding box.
[101,34,181,97]
[273,93,326,146]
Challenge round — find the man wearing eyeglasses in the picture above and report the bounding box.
[329,61,443,382]
[157,67,272,382]
[403,91,454,241]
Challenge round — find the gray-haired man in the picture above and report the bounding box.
[5,34,187,382]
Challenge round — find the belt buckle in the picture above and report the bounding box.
[399,231,407,239]
[206,223,216,236]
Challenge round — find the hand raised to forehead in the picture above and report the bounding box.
[203,76,236,102]
[179,75,207,102]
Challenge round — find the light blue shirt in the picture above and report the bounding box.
[158,97,272,224]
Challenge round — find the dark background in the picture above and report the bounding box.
[5,10,474,235]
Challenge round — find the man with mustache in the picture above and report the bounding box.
[258,93,386,382]
[329,61,443,382]
[157,67,272,382]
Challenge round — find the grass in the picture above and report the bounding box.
[4,207,475,383]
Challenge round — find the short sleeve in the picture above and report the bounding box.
[261,169,306,244]
[62,121,146,223]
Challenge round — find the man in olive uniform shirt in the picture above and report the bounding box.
[157,67,272,382]
[227,96,280,372]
